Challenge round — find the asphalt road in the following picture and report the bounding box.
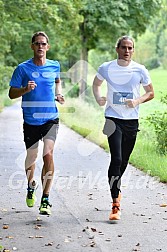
[0,102,167,252]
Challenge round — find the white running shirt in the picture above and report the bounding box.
[96,59,151,119]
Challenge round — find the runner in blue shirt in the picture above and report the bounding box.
[9,31,65,215]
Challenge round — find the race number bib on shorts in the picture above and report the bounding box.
[113,92,133,105]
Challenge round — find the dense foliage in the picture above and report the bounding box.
[147,95,167,155]
[0,66,13,90]
[0,0,162,68]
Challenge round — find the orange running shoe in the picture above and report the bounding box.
[109,202,121,220]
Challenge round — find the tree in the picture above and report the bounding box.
[0,0,81,67]
[150,0,167,69]
[0,0,162,96]
[77,0,162,95]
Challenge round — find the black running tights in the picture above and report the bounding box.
[107,123,137,199]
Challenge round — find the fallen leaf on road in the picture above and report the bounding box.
[88,235,94,239]
[45,242,53,246]
[35,235,44,238]
[34,225,41,230]
[3,225,9,229]
[132,242,141,251]
[89,241,96,247]
[1,209,7,212]
[91,228,97,232]
[0,245,4,250]
[160,204,167,207]
[56,244,61,249]
[105,238,111,242]
[94,207,99,211]
[82,226,89,232]
[88,197,93,200]
[81,244,87,247]
[64,238,71,243]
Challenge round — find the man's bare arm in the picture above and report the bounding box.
[55,78,65,104]
[125,83,154,108]
[9,81,37,99]
[93,76,106,106]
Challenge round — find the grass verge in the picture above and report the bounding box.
[58,96,167,183]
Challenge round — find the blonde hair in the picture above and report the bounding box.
[116,35,134,48]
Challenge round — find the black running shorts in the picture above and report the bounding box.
[23,118,59,149]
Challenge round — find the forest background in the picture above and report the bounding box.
[0,0,166,182]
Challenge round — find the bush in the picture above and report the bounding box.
[147,95,167,155]
[0,66,14,91]
[65,82,80,98]
[144,57,161,70]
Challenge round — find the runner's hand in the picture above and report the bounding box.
[25,81,37,93]
[55,94,65,104]
[96,96,106,106]
[125,99,139,108]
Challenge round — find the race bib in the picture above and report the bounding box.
[113,92,133,105]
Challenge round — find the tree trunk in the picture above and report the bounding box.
[79,20,88,98]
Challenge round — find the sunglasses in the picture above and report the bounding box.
[32,42,48,47]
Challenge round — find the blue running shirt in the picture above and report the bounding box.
[10,58,60,125]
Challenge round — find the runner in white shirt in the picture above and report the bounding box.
[93,35,154,221]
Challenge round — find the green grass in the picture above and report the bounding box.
[129,117,167,182]
[59,97,167,183]
[60,68,167,183]
[149,68,167,100]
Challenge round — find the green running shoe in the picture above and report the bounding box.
[26,181,38,207]
[39,198,52,215]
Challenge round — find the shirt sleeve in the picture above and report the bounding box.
[96,64,105,81]
[9,65,25,88]
[140,65,152,86]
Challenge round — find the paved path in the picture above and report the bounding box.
[0,102,166,252]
